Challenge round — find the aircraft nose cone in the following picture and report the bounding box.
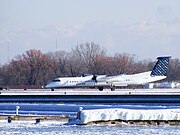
[45,83,52,88]
[45,82,60,89]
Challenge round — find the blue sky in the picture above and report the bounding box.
[0,0,180,64]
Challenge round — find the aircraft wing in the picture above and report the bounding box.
[104,75,125,82]
[95,74,124,82]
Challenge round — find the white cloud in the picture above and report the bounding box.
[1,20,180,64]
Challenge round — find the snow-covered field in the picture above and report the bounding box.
[79,108,180,124]
[1,120,180,135]
[1,103,180,134]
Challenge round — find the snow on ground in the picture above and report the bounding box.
[79,108,180,124]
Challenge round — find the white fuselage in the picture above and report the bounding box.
[45,72,166,89]
[46,75,104,89]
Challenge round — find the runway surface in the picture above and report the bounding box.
[0,88,180,103]
[1,88,180,95]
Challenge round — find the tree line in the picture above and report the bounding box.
[0,42,180,88]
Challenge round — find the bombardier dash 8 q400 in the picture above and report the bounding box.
[45,56,171,91]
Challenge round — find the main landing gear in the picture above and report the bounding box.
[110,86,116,91]
[98,86,116,91]
[98,87,104,91]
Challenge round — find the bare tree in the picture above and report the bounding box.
[47,50,69,77]
[108,53,136,75]
[90,55,112,74]
[9,49,51,85]
[72,42,106,74]
[168,58,180,81]
[0,64,12,86]
[65,53,85,76]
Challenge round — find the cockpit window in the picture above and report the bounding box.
[52,79,61,82]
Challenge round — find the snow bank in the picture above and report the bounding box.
[79,108,180,124]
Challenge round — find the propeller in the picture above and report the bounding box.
[91,75,97,83]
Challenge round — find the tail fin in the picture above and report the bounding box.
[150,56,171,76]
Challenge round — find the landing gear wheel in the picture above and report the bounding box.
[110,86,116,91]
[98,87,104,91]
[51,88,54,91]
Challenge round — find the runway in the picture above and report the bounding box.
[1,88,180,103]
[1,88,180,95]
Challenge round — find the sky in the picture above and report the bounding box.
[1,0,180,64]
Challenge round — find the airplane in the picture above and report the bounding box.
[45,56,171,91]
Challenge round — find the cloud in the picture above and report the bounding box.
[1,19,180,64]
[54,24,82,38]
